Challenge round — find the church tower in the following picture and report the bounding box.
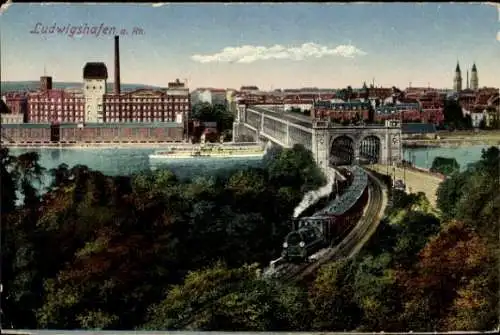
[453,62,462,92]
[470,63,478,91]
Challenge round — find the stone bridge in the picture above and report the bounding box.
[233,105,403,169]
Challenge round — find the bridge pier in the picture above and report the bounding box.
[381,133,389,165]
[232,122,260,143]
[354,145,361,165]
[311,124,330,170]
[232,121,241,142]
[286,122,290,147]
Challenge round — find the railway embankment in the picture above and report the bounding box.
[268,168,387,283]
[369,164,443,209]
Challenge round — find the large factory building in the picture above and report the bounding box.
[2,35,189,144]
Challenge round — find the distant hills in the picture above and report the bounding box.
[1,81,162,93]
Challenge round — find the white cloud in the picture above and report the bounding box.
[0,0,13,15]
[152,3,168,7]
[191,42,367,64]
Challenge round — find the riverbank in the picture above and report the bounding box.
[370,163,443,208]
[404,131,500,148]
[404,138,500,148]
[1,141,258,149]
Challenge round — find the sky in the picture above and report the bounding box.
[1,3,499,90]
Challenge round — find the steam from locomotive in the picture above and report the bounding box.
[282,166,369,263]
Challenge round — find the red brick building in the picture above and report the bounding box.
[24,75,190,124]
[367,87,392,100]
[3,92,28,120]
[313,101,371,121]
[27,89,85,123]
[103,86,190,123]
[58,123,183,143]
[421,108,445,124]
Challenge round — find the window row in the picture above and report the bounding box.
[29,98,84,103]
[105,98,189,103]
[30,117,85,122]
[30,105,85,111]
[105,118,172,123]
[30,111,85,116]
[105,105,189,111]
[107,112,177,117]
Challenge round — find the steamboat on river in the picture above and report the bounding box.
[149,142,267,160]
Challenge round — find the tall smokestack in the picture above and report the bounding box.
[114,35,121,94]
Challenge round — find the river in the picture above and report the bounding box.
[7,144,492,184]
[402,144,492,171]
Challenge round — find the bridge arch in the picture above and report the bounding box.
[488,94,499,107]
[330,135,355,166]
[358,135,382,164]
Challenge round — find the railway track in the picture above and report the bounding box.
[267,170,387,282]
[179,170,387,329]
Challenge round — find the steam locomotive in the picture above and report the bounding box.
[282,166,369,262]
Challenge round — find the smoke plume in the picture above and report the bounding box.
[293,167,337,218]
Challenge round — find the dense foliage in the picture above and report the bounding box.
[442,99,473,130]
[0,144,325,329]
[430,156,460,176]
[191,102,234,134]
[1,146,498,331]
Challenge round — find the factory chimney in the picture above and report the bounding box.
[114,35,121,94]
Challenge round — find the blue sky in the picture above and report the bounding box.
[1,3,499,89]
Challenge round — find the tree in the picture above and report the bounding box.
[226,169,266,199]
[143,263,308,331]
[430,156,460,176]
[442,100,464,129]
[266,144,326,193]
[352,253,401,331]
[397,220,495,331]
[436,170,471,221]
[1,150,47,329]
[478,118,486,129]
[337,89,347,102]
[191,102,234,133]
[309,259,361,330]
[463,114,473,129]
[346,86,353,101]
[391,211,440,267]
[0,147,18,213]
[437,146,500,227]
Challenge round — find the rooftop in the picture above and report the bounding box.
[401,123,437,134]
[83,62,108,80]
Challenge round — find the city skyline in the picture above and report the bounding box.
[1,3,499,90]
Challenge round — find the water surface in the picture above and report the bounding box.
[7,144,491,190]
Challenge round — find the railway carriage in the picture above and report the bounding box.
[281,166,369,262]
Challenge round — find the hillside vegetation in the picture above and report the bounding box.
[1,145,498,331]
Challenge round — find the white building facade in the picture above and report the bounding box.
[83,62,108,123]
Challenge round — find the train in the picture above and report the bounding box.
[282,166,369,262]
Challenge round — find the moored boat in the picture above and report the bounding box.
[149,144,266,160]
